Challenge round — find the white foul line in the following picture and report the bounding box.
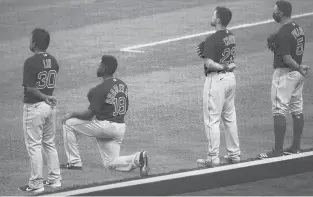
[45,150,313,196]
[120,12,313,53]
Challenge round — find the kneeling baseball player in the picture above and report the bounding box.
[60,55,149,177]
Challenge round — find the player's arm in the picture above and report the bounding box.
[23,59,56,105]
[26,87,53,100]
[204,59,228,71]
[203,36,229,71]
[63,88,101,122]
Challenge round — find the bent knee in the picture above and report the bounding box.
[64,118,79,126]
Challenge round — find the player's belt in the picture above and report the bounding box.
[207,70,233,74]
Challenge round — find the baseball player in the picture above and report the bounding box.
[19,28,62,193]
[257,0,310,159]
[60,55,149,177]
[196,6,241,167]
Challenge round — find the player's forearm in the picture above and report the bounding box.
[283,55,301,71]
[204,59,226,71]
[26,87,50,100]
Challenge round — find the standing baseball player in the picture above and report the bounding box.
[60,55,149,177]
[257,0,310,159]
[196,6,241,167]
[19,28,62,193]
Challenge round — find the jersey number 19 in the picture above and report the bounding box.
[112,96,127,116]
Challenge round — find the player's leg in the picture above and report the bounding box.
[258,68,294,159]
[198,74,224,167]
[19,103,45,193]
[285,71,305,154]
[61,118,126,169]
[95,123,149,176]
[42,105,62,188]
[221,73,240,163]
[61,118,94,169]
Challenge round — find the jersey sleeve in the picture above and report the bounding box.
[87,87,104,113]
[203,35,215,60]
[276,31,291,56]
[22,58,37,88]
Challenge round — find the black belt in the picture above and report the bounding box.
[206,70,233,75]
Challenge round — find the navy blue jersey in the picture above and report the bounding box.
[203,29,236,65]
[23,52,59,104]
[87,77,129,123]
[273,22,305,68]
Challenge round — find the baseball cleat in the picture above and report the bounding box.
[283,147,302,155]
[18,185,44,193]
[43,180,62,188]
[256,149,283,159]
[224,155,240,164]
[139,151,150,177]
[60,163,82,170]
[196,157,220,168]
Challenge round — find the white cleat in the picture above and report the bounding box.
[18,185,44,193]
[224,155,240,164]
[197,157,220,168]
[43,180,62,188]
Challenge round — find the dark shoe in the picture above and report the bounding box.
[60,163,82,170]
[139,151,150,177]
[257,149,283,159]
[18,185,44,193]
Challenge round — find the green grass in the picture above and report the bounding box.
[1,0,313,195]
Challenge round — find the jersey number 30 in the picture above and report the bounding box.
[113,96,127,116]
[37,70,57,89]
[220,47,236,64]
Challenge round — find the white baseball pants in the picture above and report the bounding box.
[62,118,140,171]
[271,67,304,116]
[23,102,62,189]
[203,71,240,160]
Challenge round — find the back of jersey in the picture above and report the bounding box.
[288,22,305,65]
[90,78,129,123]
[23,52,59,104]
[204,29,236,65]
[216,30,236,65]
[274,22,305,69]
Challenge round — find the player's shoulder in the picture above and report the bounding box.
[278,22,299,35]
[24,54,39,68]
[205,32,217,45]
[112,78,128,88]
[225,29,234,35]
